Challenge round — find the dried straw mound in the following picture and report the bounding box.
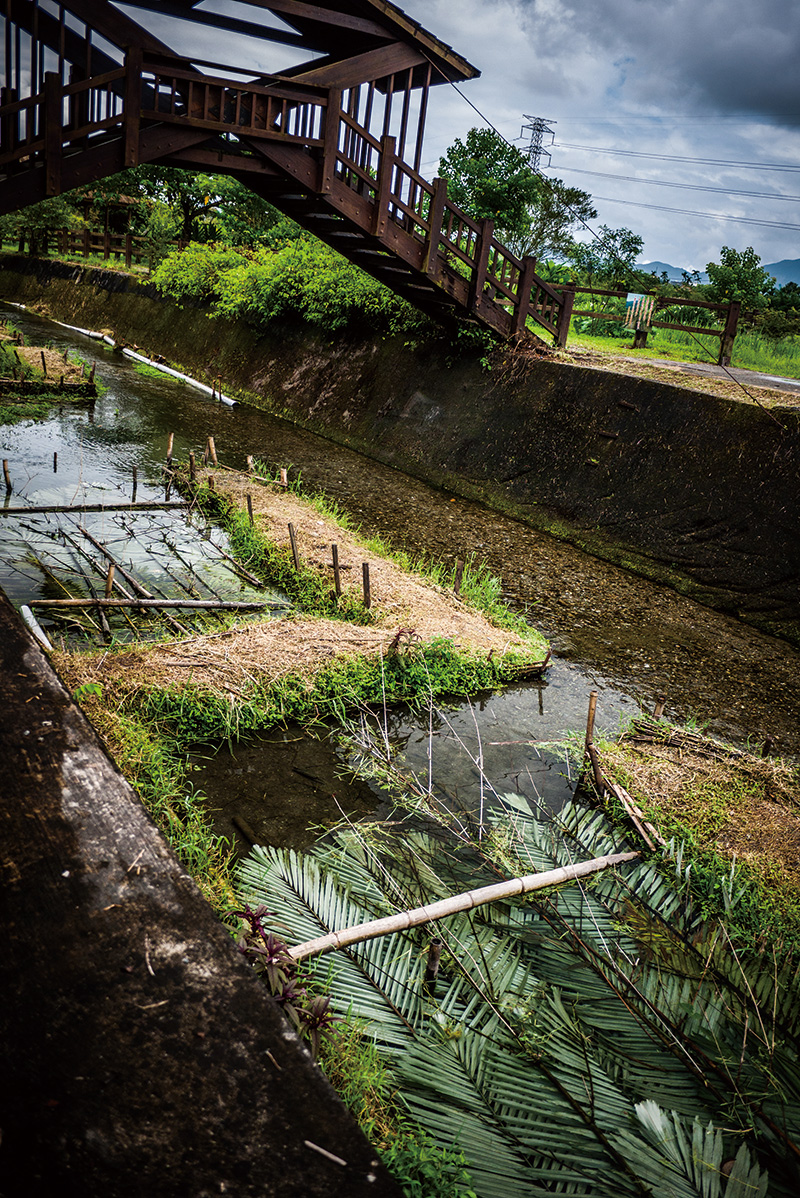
[59,472,541,698]
[14,346,85,381]
[212,470,530,657]
[57,615,402,698]
[604,720,800,884]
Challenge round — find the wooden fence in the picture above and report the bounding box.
[555,284,741,366]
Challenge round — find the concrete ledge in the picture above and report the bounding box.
[0,592,402,1197]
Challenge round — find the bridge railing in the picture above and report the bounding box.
[0,52,573,343]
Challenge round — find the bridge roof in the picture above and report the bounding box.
[106,0,480,86]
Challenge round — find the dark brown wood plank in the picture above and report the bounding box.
[289,42,425,88]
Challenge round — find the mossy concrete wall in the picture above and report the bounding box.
[3,254,798,641]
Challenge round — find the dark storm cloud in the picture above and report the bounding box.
[521,0,800,124]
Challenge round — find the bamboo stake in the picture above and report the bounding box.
[362,562,371,609]
[653,693,667,719]
[246,493,254,525]
[207,436,218,467]
[131,466,138,503]
[288,523,301,572]
[104,563,115,598]
[246,455,254,473]
[166,432,174,466]
[3,459,11,494]
[453,558,464,597]
[331,543,341,597]
[189,452,196,482]
[279,467,288,488]
[290,851,641,962]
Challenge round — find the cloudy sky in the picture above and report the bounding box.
[397,0,800,272]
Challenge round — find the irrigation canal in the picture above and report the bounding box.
[2,302,799,848]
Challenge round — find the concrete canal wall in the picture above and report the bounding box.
[2,254,798,643]
[0,590,402,1197]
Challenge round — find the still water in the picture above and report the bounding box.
[3,302,797,846]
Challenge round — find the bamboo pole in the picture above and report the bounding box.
[0,502,188,516]
[207,436,218,467]
[289,851,641,962]
[3,459,11,494]
[30,598,278,610]
[166,432,174,467]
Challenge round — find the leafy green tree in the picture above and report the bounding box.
[506,177,597,263]
[769,280,800,313]
[438,127,540,242]
[568,224,644,288]
[0,194,83,254]
[705,245,775,311]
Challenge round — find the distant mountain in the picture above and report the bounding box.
[636,260,709,283]
[763,259,800,287]
[636,258,800,289]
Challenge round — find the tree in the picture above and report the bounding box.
[505,176,597,263]
[438,127,540,242]
[568,224,644,289]
[705,245,775,311]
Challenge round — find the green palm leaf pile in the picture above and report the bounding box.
[237,792,800,1197]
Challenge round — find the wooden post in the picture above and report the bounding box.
[718,300,741,367]
[513,256,538,335]
[585,690,598,752]
[0,87,19,157]
[43,72,63,198]
[131,466,137,503]
[318,88,341,194]
[331,543,341,597]
[288,523,301,572]
[189,452,196,481]
[653,694,667,719]
[362,562,371,609]
[3,460,12,494]
[246,455,254,473]
[125,234,133,270]
[279,467,288,488]
[123,47,142,168]
[40,351,47,377]
[372,135,396,237]
[89,363,96,382]
[422,177,448,277]
[207,436,218,466]
[104,563,116,598]
[453,559,464,597]
[53,453,58,473]
[246,493,254,525]
[166,433,174,466]
[468,218,494,312]
[208,476,215,491]
[556,285,575,348]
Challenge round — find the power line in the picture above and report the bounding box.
[553,142,800,172]
[554,165,800,203]
[582,191,800,231]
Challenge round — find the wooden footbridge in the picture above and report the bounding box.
[0,0,572,344]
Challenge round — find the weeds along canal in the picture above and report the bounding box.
[2,303,799,849]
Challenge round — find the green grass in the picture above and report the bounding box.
[567,323,800,379]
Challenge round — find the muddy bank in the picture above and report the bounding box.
[2,253,798,643]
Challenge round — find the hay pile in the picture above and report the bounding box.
[12,345,86,382]
[58,470,544,700]
[603,717,800,885]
